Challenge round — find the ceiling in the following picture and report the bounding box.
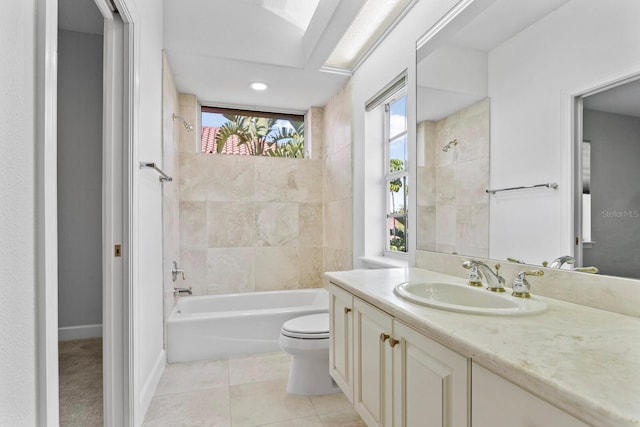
[59,0,413,113]
[164,0,412,112]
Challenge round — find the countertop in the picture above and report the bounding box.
[325,267,640,427]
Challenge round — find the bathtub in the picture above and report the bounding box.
[166,288,329,363]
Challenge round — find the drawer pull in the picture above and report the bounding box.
[380,333,390,342]
[389,338,400,348]
[344,307,352,314]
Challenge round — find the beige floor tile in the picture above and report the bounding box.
[228,352,291,386]
[309,392,355,416]
[143,387,231,427]
[316,411,368,426]
[230,379,316,427]
[254,415,322,426]
[155,359,229,396]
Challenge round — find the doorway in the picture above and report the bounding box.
[57,1,105,422]
[575,76,640,279]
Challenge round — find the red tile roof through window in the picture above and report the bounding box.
[201,126,274,155]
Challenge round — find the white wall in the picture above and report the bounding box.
[0,1,38,424]
[57,29,103,337]
[488,0,640,262]
[352,0,460,266]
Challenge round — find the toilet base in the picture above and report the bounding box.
[287,354,341,396]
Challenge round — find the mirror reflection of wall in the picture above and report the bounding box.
[581,79,640,279]
[416,0,640,280]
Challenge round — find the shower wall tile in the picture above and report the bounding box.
[207,202,255,248]
[180,248,208,296]
[255,203,299,247]
[254,247,299,291]
[206,156,255,202]
[179,201,207,250]
[254,158,298,202]
[207,248,256,294]
[173,81,353,296]
[298,203,323,248]
[298,247,324,288]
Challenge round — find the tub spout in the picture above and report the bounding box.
[174,287,192,296]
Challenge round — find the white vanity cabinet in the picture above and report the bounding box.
[329,282,354,401]
[472,363,589,427]
[340,288,469,427]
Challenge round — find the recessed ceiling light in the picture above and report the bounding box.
[250,82,268,91]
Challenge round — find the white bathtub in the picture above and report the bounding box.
[166,288,329,363]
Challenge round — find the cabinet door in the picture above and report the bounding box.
[353,298,394,427]
[393,321,469,427]
[329,282,354,401]
[472,363,588,427]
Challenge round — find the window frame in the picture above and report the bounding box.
[384,93,409,255]
[200,105,306,157]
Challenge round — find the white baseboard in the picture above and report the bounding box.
[138,350,166,425]
[58,324,103,341]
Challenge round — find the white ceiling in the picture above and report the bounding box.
[163,0,411,112]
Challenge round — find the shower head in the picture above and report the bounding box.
[442,139,459,152]
[172,113,194,132]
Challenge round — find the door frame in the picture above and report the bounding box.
[36,0,139,424]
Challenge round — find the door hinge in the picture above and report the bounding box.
[114,244,122,257]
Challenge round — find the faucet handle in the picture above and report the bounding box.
[512,269,544,298]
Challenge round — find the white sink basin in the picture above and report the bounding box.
[394,281,546,316]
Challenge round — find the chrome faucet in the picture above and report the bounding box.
[543,255,575,269]
[512,269,544,298]
[173,286,192,296]
[462,260,505,292]
[171,260,186,282]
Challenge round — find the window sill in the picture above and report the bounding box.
[360,255,409,269]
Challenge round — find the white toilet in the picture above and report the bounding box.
[279,313,341,396]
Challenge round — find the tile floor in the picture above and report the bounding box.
[143,352,366,427]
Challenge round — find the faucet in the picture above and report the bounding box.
[543,255,575,269]
[512,269,544,298]
[171,260,186,282]
[573,266,599,274]
[173,286,192,296]
[462,260,505,292]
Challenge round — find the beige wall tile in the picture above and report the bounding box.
[255,157,299,202]
[180,248,208,296]
[298,247,324,288]
[206,155,256,202]
[255,203,299,247]
[207,248,256,294]
[254,247,299,291]
[179,201,207,250]
[207,201,255,247]
[299,203,323,248]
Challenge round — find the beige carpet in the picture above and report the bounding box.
[59,338,103,427]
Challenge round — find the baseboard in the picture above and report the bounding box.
[58,324,103,341]
[138,349,166,425]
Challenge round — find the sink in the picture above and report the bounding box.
[394,281,546,316]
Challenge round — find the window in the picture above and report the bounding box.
[201,106,305,158]
[385,95,408,253]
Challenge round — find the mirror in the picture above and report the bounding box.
[416,0,640,279]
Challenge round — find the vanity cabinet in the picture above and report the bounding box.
[329,282,354,401]
[472,363,588,427]
[350,295,469,427]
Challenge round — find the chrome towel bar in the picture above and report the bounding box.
[139,162,173,182]
[486,182,558,195]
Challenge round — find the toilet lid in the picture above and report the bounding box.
[281,313,329,339]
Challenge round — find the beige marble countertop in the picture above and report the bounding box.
[325,267,640,427]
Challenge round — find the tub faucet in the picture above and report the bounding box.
[173,286,192,296]
[462,260,505,292]
[171,260,186,282]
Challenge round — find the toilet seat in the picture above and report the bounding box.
[281,313,329,339]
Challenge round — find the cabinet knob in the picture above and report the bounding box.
[389,338,400,348]
[380,333,390,342]
[344,307,352,314]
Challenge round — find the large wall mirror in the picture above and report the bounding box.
[416,0,640,279]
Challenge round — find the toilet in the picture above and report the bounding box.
[279,313,341,396]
